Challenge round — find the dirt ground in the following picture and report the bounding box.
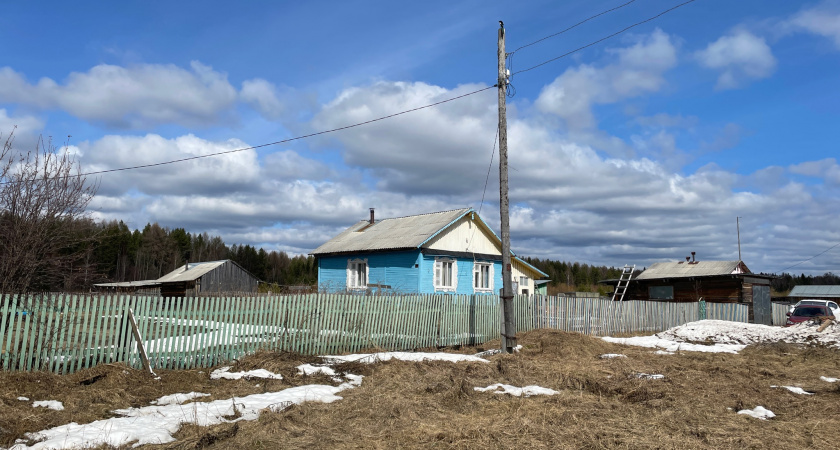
[2,329,840,449]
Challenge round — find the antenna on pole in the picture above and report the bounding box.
[737,217,742,261]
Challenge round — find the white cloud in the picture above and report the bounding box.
[240,78,286,120]
[0,109,44,150]
[0,62,238,128]
[696,30,776,90]
[788,1,840,48]
[535,29,677,129]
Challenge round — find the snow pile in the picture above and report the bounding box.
[737,406,775,420]
[31,401,63,411]
[604,320,840,354]
[210,367,283,380]
[474,384,558,397]
[151,392,211,406]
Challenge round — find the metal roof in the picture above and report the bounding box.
[93,280,162,288]
[635,260,748,280]
[156,260,231,283]
[310,208,472,255]
[788,285,840,298]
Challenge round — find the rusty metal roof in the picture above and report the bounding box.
[310,208,472,255]
[789,285,840,298]
[635,260,748,280]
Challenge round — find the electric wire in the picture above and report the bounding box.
[1,85,496,185]
[509,0,638,54]
[512,0,697,76]
[777,241,840,273]
[3,1,700,184]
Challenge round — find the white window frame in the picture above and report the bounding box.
[346,258,368,290]
[434,258,458,291]
[473,262,494,292]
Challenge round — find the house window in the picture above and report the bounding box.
[473,262,493,292]
[347,259,368,289]
[519,276,529,287]
[434,258,457,291]
[649,286,673,300]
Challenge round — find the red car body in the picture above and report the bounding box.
[785,305,835,327]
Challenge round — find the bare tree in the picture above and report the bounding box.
[0,128,97,293]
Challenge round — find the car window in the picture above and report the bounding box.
[829,302,839,310]
[792,306,829,317]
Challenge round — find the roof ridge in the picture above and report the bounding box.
[371,207,472,222]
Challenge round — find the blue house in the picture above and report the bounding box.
[310,208,547,294]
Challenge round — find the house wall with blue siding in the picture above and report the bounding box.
[317,250,421,293]
[418,253,502,295]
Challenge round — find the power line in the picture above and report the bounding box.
[513,0,698,76]
[510,0,638,54]
[1,85,495,185]
[778,241,840,273]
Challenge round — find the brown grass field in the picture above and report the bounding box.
[2,328,840,449]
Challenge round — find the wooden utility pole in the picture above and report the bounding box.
[498,22,516,354]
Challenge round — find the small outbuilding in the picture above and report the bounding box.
[94,260,259,297]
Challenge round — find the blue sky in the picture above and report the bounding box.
[2,0,839,275]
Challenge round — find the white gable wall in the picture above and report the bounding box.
[424,216,501,255]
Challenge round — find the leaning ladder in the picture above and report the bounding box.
[611,264,635,302]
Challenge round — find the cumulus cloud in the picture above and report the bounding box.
[788,1,840,48]
[0,109,44,150]
[0,62,238,128]
[312,80,498,196]
[696,30,776,90]
[535,29,677,129]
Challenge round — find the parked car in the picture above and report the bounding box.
[785,304,837,327]
[787,299,840,318]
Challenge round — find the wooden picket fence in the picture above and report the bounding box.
[2,293,757,374]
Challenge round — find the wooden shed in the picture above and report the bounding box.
[94,260,259,297]
[618,258,774,323]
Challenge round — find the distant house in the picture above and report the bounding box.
[625,258,772,303]
[787,285,840,301]
[613,255,774,323]
[310,208,547,295]
[94,260,259,297]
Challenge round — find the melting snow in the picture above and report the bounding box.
[599,353,626,359]
[17,397,29,401]
[474,383,558,397]
[151,392,211,406]
[820,376,838,383]
[603,320,840,354]
[322,352,489,364]
[737,406,775,420]
[771,386,813,395]
[31,401,63,411]
[210,367,283,380]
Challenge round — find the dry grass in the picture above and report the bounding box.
[2,329,840,449]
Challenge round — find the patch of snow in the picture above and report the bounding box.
[603,319,840,354]
[474,348,501,357]
[474,383,558,397]
[297,364,337,377]
[599,353,626,359]
[210,366,283,380]
[151,392,211,406]
[654,350,674,355]
[13,378,363,449]
[17,396,29,401]
[636,373,665,380]
[32,401,63,411]
[322,352,489,364]
[820,376,838,383]
[771,386,813,395]
[737,406,775,420]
